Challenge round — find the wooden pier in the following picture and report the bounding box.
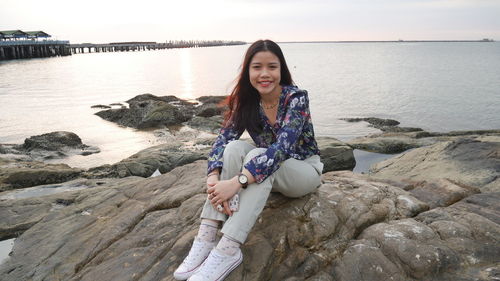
[0,31,246,61]
[69,41,246,54]
[0,40,71,60]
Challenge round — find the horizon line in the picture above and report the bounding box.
[275,39,495,44]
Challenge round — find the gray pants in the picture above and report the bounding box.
[200,140,323,243]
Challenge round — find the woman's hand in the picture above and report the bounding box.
[208,177,240,214]
[206,173,219,189]
[206,173,232,215]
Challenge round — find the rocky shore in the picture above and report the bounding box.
[0,93,498,280]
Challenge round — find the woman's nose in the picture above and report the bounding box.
[260,68,270,77]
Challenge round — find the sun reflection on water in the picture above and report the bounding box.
[180,49,194,100]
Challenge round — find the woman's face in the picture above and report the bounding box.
[249,51,281,97]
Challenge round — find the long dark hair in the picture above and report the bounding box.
[224,40,294,134]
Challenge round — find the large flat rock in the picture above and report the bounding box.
[334,192,500,281]
[370,135,500,192]
[2,160,497,280]
[0,158,83,192]
[1,162,431,281]
[347,130,500,154]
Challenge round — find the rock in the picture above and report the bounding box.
[2,131,100,161]
[0,158,82,191]
[90,104,111,109]
[185,115,223,133]
[0,163,430,281]
[84,143,210,178]
[95,94,194,129]
[196,95,227,104]
[340,117,423,133]
[341,117,400,127]
[334,192,500,281]
[22,131,82,150]
[140,103,189,128]
[0,161,500,281]
[316,137,355,172]
[195,103,224,117]
[127,93,178,104]
[1,162,497,281]
[370,136,500,191]
[405,178,481,209]
[82,132,351,179]
[347,133,438,153]
[194,95,228,118]
[93,94,230,130]
[0,177,142,240]
[347,129,500,154]
[0,144,26,158]
[446,129,500,136]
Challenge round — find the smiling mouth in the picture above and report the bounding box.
[258,81,272,87]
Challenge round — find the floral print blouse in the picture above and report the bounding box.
[207,85,320,183]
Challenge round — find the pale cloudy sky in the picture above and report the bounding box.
[1,0,499,43]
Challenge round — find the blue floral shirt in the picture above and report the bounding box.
[207,85,320,183]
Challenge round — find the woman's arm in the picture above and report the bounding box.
[207,121,243,175]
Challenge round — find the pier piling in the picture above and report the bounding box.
[0,40,71,61]
[1,39,246,61]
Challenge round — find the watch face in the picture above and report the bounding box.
[238,174,248,184]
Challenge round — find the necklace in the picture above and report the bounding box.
[260,101,278,110]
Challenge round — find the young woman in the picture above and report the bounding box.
[174,39,323,281]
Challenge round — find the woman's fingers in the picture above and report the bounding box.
[211,197,222,205]
[223,201,232,216]
[210,192,224,205]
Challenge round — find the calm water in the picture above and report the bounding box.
[1,42,499,168]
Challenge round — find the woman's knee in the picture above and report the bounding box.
[223,140,254,159]
[277,176,320,197]
[243,148,267,164]
[272,159,321,198]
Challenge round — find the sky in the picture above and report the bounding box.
[1,0,499,43]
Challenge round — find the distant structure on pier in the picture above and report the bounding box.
[0,30,71,60]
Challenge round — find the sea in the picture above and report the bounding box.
[0,41,500,264]
[0,42,499,169]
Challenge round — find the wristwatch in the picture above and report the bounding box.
[237,173,248,189]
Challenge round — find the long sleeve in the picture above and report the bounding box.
[207,120,243,175]
[244,90,310,183]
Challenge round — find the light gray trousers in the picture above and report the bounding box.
[200,140,323,243]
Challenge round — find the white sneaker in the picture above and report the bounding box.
[173,238,216,280]
[187,248,243,281]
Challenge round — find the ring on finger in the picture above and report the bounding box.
[216,204,223,212]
